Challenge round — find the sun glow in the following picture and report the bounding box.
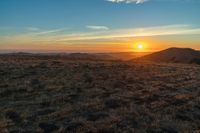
[136,42,145,50]
[133,42,148,52]
[137,43,144,49]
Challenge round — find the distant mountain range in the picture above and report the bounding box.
[2,48,200,64]
[0,52,149,61]
[134,47,200,64]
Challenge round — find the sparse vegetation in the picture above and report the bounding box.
[0,55,200,132]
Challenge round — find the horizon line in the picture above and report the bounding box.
[0,47,199,54]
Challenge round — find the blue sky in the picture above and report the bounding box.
[0,0,200,52]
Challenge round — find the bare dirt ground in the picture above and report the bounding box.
[0,55,200,133]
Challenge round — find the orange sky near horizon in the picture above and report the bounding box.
[1,27,200,53]
[1,40,200,53]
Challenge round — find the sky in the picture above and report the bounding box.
[0,0,200,52]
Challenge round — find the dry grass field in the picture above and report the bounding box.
[0,55,200,133]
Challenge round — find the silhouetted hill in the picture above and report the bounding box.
[134,48,200,64]
[100,52,150,60]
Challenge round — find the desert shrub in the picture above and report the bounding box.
[147,94,160,102]
[30,78,45,90]
[127,77,135,83]
[36,108,55,116]
[146,127,163,133]
[5,110,22,123]
[39,122,59,133]
[96,128,115,133]
[190,58,200,65]
[175,113,193,121]
[86,112,109,121]
[9,129,35,133]
[0,89,13,97]
[171,99,186,106]
[30,78,40,85]
[83,72,93,83]
[160,127,178,133]
[38,62,48,68]
[118,116,139,129]
[64,122,83,132]
[104,99,127,109]
[97,72,110,80]
[121,74,127,80]
[113,81,125,89]
[39,99,51,108]
[52,61,61,65]
[146,126,178,133]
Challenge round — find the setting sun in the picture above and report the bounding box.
[134,42,147,52]
[137,44,144,49]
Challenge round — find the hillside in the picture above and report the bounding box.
[134,48,200,64]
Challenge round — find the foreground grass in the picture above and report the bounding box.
[0,55,200,133]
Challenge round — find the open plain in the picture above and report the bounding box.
[0,55,200,133]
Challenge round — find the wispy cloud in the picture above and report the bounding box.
[0,27,68,45]
[24,27,68,35]
[106,0,199,4]
[58,24,200,42]
[1,24,200,45]
[106,0,149,4]
[86,25,109,30]
[34,28,67,35]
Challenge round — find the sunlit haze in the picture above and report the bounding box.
[0,0,200,53]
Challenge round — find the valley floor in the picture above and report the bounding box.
[0,56,200,133]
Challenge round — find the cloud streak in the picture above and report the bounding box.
[86,25,109,30]
[106,0,199,4]
[1,24,200,45]
[34,28,67,35]
[58,24,200,42]
[106,0,149,4]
